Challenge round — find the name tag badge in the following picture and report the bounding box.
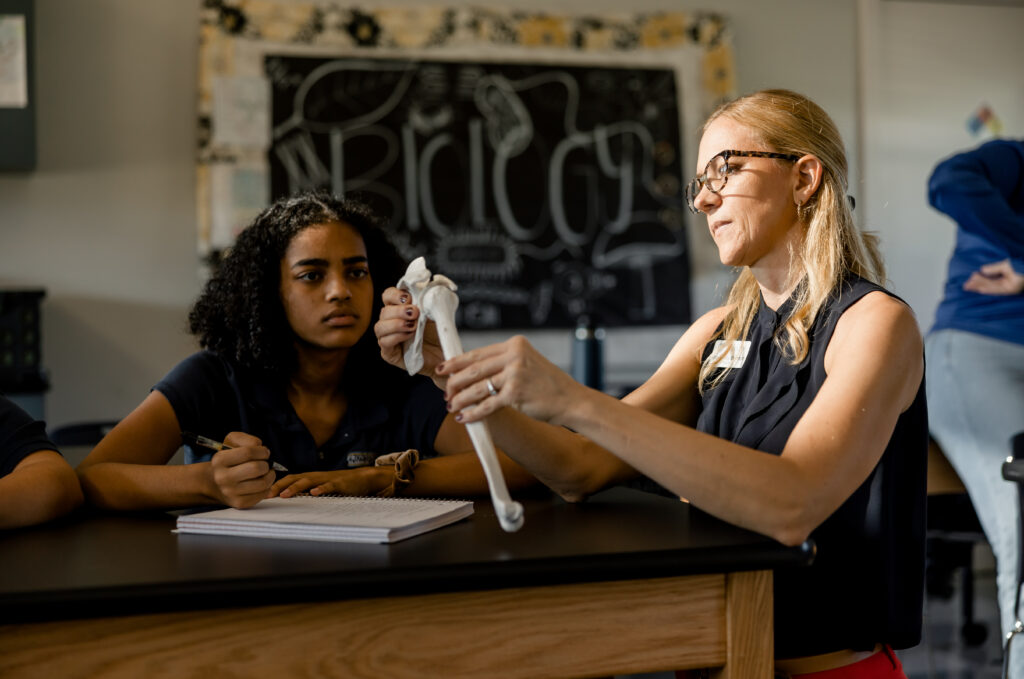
[708,340,750,370]
[346,451,376,468]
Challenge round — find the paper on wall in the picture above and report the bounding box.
[0,15,28,108]
[211,75,270,148]
[210,163,269,249]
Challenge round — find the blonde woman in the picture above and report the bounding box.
[376,90,926,677]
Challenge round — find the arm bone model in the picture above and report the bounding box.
[398,257,524,532]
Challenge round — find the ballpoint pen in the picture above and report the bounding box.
[180,431,289,473]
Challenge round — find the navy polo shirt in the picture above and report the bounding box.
[0,394,58,477]
[155,351,448,472]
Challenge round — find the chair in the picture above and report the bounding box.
[48,421,119,467]
[927,438,990,646]
[999,431,1024,678]
[48,420,187,467]
[48,421,119,447]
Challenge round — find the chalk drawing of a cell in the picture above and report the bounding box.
[434,231,522,281]
[592,211,687,321]
[273,60,418,139]
[550,261,617,319]
[474,74,533,157]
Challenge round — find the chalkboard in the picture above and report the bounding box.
[266,55,690,329]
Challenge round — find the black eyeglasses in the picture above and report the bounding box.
[685,149,802,214]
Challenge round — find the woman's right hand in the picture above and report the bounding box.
[374,286,447,387]
[439,335,583,426]
[207,431,275,508]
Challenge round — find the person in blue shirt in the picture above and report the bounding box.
[925,138,1024,675]
[0,394,82,528]
[77,191,533,511]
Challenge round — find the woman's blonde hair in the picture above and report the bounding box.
[698,89,885,391]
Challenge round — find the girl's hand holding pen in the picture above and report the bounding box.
[205,431,276,509]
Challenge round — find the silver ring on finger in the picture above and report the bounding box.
[486,378,499,397]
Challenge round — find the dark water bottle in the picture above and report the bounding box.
[570,316,605,392]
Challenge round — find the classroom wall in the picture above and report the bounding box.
[0,1,202,427]
[0,0,1010,430]
[860,0,1024,332]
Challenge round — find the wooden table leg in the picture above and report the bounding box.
[711,570,773,679]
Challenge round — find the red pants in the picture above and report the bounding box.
[675,645,906,679]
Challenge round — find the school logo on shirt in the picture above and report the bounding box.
[346,451,376,468]
[707,340,750,370]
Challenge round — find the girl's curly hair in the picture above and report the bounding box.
[189,191,409,392]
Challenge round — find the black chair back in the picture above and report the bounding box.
[999,431,1024,679]
[48,421,118,447]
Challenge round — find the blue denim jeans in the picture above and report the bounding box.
[926,329,1024,677]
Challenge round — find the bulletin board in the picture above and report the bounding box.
[197,3,735,329]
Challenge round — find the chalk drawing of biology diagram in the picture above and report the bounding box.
[268,56,688,329]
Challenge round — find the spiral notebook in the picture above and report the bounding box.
[175,496,474,544]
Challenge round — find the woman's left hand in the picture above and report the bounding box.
[438,335,582,425]
[269,468,390,498]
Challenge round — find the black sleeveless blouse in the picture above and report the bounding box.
[696,276,927,657]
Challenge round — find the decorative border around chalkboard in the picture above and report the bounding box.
[197,2,734,251]
[195,0,733,329]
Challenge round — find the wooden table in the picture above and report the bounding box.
[0,487,813,678]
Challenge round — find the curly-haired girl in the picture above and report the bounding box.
[78,191,533,510]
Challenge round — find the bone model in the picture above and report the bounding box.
[398,257,524,532]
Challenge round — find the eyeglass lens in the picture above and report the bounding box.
[686,153,729,212]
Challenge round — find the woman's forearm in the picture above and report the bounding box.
[481,387,806,539]
[479,407,636,502]
[405,449,540,498]
[557,387,825,545]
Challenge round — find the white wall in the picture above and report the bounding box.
[0,0,877,427]
[860,0,1024,331]
[0,1,202,426]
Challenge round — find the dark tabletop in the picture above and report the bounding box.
[0,486,814,622]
